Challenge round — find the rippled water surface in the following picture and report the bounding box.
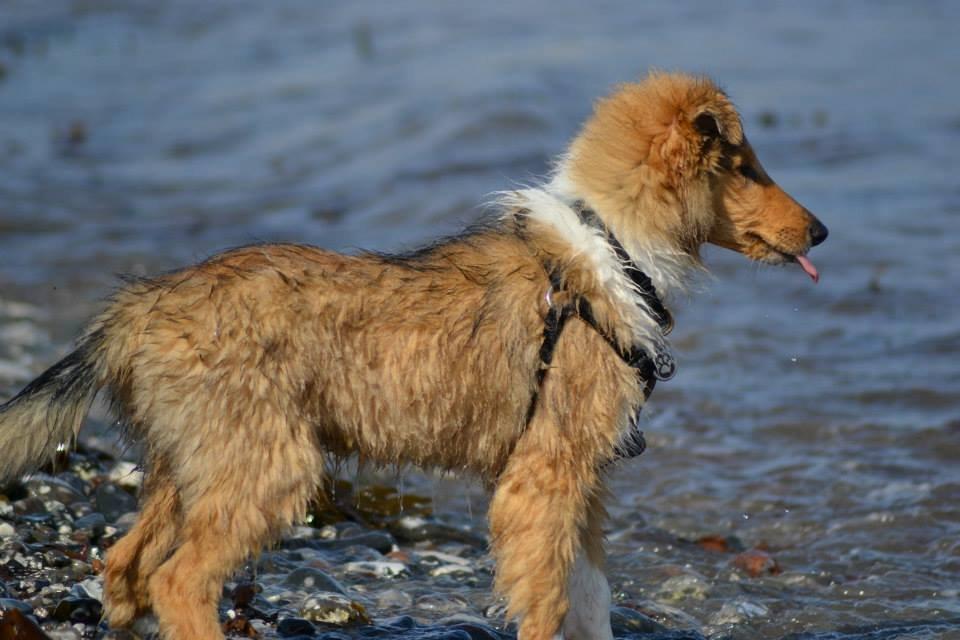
[1,2,958,639]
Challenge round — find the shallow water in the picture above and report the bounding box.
[0,2,958,638]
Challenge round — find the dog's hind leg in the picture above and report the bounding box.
[147,417,322,640]
[103,468,181,628]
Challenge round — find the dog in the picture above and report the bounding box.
[0,72,826,640]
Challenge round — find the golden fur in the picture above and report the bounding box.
[0,72,826,640]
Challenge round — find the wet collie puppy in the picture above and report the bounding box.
[0,72,826,640]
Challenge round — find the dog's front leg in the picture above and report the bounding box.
[489,445,608,640]
[561,492,614,640]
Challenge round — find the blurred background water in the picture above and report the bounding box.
[0,1,958,638]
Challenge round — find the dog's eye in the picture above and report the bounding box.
[738,163,761,182]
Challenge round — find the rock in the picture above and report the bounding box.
[375,588,414,609]
[440,615,506,640]
[343,560,407,579]
[13,497,51,519]
[380,615,418,629]
[655,573,711,602]
[429,564,474,578]
[277,617,316,637]
[72,513,106,539]
[300,592,369,625]
[0,598,33,613]
[294,531,396,555]
[732,549,781,577]
[0,608,50,640]
[23,476,85,505]
[107,462,143,490]
[50,596,102,624]
[388,516,486,547]
[610,606,667,634]
[92,483,137,522]
[0,522,16,539]
[221,613,258,637]
[231,581,259,608]
[694,534,744,553]
[282,567,345,594]
[415,593,470,615]
[70,577,103,602]
[710,597,770,625]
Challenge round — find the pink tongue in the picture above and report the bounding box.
[796,255,819,283]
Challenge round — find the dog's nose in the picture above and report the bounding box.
[809,218,829,247]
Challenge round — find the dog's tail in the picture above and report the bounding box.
[0,328,107,483]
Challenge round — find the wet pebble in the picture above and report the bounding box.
[50,596,101,624]
[71,512,106,539]
[0,597,33,613]
[374,587,414,609]
[344,560,407,579]
[92,483,137,523]
[69,578,102,602]
[0,608,48,639]
[300,592,370,625]
[732,549,781,577]
[388,516,486,547]
[283,567,346,594]
[277,616,317,637]
[415,593,470,615]
[106,462,142,490]
[610,606,667,634]
[655,573,711,602]
[709,597,770,625]
[308,531,396,555]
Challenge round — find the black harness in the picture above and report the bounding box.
[520,201,676,460]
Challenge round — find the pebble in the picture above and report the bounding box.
[300,592,370,625]
[610,606,668,634]
[732,549,782,577]
[283,567,346,594]
[277,616,317,637]
[0,608,48,639]
[655,573,711,602]
[92,483,137,523]
[429,563,475,577]
[51,596,102,624]
[344,560,407,579]
[375,587,414,609]
[709,597,770,625]
[71,512,106,539]
[107,461,143,490]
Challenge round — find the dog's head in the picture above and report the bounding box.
[565,72,827,282]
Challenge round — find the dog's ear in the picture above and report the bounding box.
[693,111,724,142]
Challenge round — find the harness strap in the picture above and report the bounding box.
[516,202,677,461]
[573,201,673,334]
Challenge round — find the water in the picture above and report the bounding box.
[1,1,958,638]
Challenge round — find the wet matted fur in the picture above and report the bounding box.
[0,72,826,640]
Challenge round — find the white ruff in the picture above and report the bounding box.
[496,171,688,358]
